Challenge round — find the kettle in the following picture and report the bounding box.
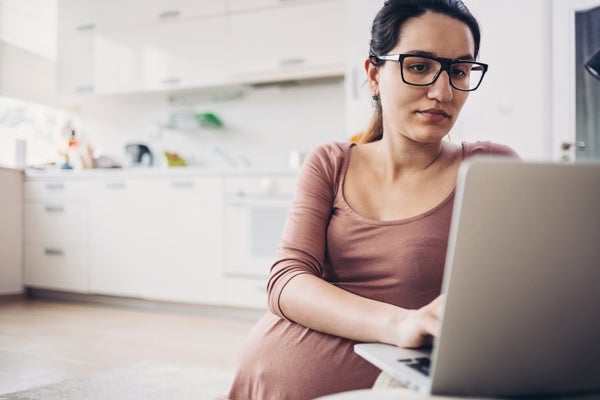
[125,143,153,167]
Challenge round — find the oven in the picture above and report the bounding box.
[223,174,297,308]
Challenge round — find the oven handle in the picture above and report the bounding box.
[225,195,292,208]
[225,199,292,207]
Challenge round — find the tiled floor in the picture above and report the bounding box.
[0,295,262,395]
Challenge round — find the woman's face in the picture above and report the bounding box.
[369,12,476,144]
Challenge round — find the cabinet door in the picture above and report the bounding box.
[137,177,224,304]
[24,247,89,292]
[58,15,228,95]
[229,0,317,13]
[228,0,346,82]
[58,0,226,36]
[24,203,88,246]
[116,16,228,91]
[88,179,146,297]
[57,36,95,95]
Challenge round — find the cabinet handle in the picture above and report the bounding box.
[76,85,95,94]
[44,248,64,256]
[45,183,65,190]
[76,23,96,32]
[105,182,127,190]
[44,205,65,213]
[158,10,181,20]
[161,78,181,85]
[171,181,194,189]
[280,58,306,67]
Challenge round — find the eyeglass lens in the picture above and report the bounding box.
[401,56,484,91]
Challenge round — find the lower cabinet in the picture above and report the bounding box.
[88,175,224,304]
[23,173,278,309]
[23,180,90,293]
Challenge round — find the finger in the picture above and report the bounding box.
[421,313,441,337]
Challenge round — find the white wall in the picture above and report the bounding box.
[70,80,347,169]
[457,0,553,160]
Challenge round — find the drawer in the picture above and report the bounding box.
[224,277,267,309]
[24,246,88,292]
[224,175,297,197]
[25,180,90,201]
[24,203,88,245]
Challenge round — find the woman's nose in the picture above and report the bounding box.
[427,70,454,102]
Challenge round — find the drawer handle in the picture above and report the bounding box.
[44,248,64,256]
[46,183,65,190]
[158,10,181,19]
[76,23,96,32]
[280,58,306,67]
[44,205,65,213]
[76,85,95,94]
[171,181,194,189]
[161,78,181,85]
[106,182,127,189]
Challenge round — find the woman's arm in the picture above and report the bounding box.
[280,273,442,348]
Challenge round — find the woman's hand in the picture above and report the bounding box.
[392,295,444,348]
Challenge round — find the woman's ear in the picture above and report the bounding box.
[365,57,380,96]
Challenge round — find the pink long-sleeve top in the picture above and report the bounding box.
[227,141,518,400]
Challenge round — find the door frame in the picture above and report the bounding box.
[552,0,600,161]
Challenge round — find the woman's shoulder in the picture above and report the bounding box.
[299,141,354,195]
[304,141,354,174]
[462,141,519,158]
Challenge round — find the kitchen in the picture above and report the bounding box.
[1,0,599,398]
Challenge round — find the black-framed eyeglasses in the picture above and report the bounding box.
[376,54,488,91]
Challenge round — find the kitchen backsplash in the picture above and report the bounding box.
[72,78,347,170]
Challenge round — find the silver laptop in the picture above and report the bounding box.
[355,158,600,398]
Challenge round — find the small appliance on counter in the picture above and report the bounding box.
[124,143,153,167]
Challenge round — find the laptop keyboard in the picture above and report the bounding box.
[398,357,431,376]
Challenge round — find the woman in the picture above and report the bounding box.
[227,0,517,399]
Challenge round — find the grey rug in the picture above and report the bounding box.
[0,361,233,400]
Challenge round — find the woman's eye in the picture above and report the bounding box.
[451,65,469,78]
[408,63,430,73]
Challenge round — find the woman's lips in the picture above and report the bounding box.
[418,109,450,122]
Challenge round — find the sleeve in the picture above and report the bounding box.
[464,141,521,159]
[266,143,345,320]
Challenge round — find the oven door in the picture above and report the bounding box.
[224,195,291,279]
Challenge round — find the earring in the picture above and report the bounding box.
[371,93,379,101]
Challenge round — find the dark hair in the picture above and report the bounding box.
[360,0,481,144]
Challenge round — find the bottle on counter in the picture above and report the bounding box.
[67,130,83,169]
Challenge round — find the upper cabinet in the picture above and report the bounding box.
[227,0,346,84]
[229,0,327,13]
[57,0,346,96]
[58,0,226,37]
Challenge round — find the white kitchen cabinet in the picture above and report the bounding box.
[228,0,321,13]
[227,0,347,83]
[57,16,227,95]
[136,177,224,304]
[57,0,227,95]
[58,0,226,37]
[23,179,90,293]
[57,0,346,94]
[88,178,147,297]
[88,175,224,304]
[0,168,23,294]
[57,35,95,95]
[108,16,228,92]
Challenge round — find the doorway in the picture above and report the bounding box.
[575,6,600,161]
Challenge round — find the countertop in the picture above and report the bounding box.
[24,166,300,180]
